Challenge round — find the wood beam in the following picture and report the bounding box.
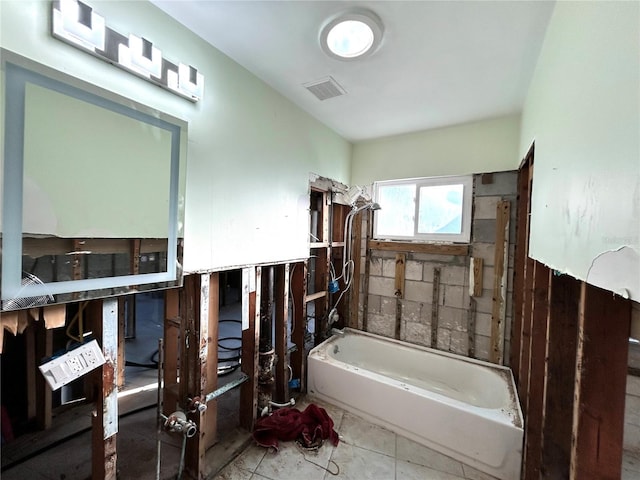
[394,253,405,340]
[541,273,580,479]
[490,200,510,364]
[369,240,469,256]
[289,263,306,391]
[185,272,220,479]
[348,212,363,329]
[35,319,53,430]
[570,283,631,480]
[240,267,260,430]
[274,264,290,403]
[523,262,550,479]
[90,299,118,480]
[163,288,180,413]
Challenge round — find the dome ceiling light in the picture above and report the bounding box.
[320,9,384,60]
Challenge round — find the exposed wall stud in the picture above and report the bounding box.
[490,200,510,364]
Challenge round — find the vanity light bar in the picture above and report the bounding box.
[51,0,204,102]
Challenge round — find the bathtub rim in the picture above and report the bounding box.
[309,328,523,427]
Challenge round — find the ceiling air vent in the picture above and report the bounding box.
[303,76,346,101]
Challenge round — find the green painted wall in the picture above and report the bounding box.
[520,1,640,300]
[351,114,521,187]
[0,0,351,272]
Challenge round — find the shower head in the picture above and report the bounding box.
[351,201,381,214]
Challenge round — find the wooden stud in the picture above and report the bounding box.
[541,273,580,479]
[431,268,441,349]
[26,324,37,421]
[130,239,141,275]
[490,200,510,364]
[570,283,630,480]
[117,297,126,389]
[523,262,550,480]
[361,211,374,332]
[90,299,118,480]
[467,298,476,357]
[470,257,483,297]
[163,288,180,413]
[289,263,306,391]
[510,162,532,381]
[274,264,290,403]
[240,267,261,430]
[35,320,53,430]
[348,211,363,329]
[394,253,405,340]
[185,272,220,478]
[369,240,469,256]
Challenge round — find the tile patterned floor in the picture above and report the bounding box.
[213,396,500,480]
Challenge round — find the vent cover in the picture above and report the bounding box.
[303,76,346,101]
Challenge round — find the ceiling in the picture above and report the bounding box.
[151,1,555,142]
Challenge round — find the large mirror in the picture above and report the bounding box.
[1,50,187,311]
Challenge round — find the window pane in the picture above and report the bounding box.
[417,184,464,234]
[376,184,416,236]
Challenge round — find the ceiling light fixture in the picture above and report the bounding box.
[320,9,383,61]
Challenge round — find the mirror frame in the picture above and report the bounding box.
[1,50,186,308]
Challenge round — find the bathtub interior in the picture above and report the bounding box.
[320,329,521,414]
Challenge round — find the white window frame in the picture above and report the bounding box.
[373,175,473,243]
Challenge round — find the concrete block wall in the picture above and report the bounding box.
[359,170,518,364]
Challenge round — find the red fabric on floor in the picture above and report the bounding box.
[252,403,339,451]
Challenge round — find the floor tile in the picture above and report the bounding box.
[215,461,254,480]
[0,462,51,480]
[461,463,501,480]
[327,442,395,480]
[623,449,640,473]
[230,443,268,473]
[338,412,396,457]
[396,459,465,480]
[254,439,334,480]
[396,435,465,477]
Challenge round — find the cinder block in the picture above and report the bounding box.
[483,267,495,290]
[412,253,465,266]
[472,219,497,243]
[405,260,423,281]
[369,257,383,276]
[475,312,492,337]
[403,321,430,347]
[437,328,451,351]
[474,195,501,220]
[439,306,467,331]
[472,243,495,267]
[382,258,397,278]
[441,285,466,309]
[450,330,469,355]
[400,300,423,323]
[474,170,518,196]
[475,335,491,361]
[381,297,396,316]
[419,303,434,325]
[405,280,433,303]
[367,294,381,314]
[367,313,395,338]
[441,266,468,287]
[368,276,395,296]
[474,293,493,315]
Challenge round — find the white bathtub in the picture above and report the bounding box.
[307,328,523,480]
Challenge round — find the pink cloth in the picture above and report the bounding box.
[252,404,339,451]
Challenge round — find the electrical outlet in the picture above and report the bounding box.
[39,339,106,391]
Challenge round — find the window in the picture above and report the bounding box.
[373,175,473,243]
